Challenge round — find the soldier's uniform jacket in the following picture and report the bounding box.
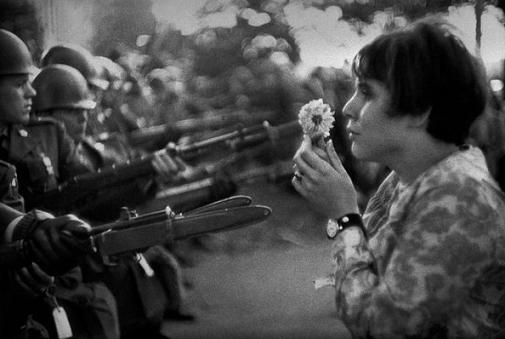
[72,135,179,337]
[78,132,140,169]
[71,133,155,222]
[0,117,91,210]
[0,159,119,339]
[0,160,24,212]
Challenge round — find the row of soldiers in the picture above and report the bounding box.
[0,28,245,339]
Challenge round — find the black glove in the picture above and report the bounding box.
[13,210,93,275]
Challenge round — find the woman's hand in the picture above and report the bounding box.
[292,136,359,219]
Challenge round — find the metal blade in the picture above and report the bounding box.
[185,195,252,215]
[173,205,271,240]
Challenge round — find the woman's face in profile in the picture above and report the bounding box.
[342,77,411,164]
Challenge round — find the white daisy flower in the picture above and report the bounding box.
[298,99,335,140]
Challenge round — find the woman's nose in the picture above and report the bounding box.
[342,94,358,120]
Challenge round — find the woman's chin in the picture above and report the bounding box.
[351,144,367,160]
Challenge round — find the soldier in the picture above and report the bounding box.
[32,63,192,338]
[31,63,185,220]
[0,200,97,339]
[0,156,96,339]
[0,27,120,339]
[40,43,140,139]
[0,35,93,212]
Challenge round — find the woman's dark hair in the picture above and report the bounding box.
[351,18,487,145]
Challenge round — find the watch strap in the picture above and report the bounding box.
[327,213,366,240]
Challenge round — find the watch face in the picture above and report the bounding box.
[327,221,338,239]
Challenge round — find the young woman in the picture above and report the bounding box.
[293,20,505,338]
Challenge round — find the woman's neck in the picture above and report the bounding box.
[389,136,459,185]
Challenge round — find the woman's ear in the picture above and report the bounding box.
[407,108,431,130]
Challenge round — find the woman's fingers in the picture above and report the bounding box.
[326,140,346,173]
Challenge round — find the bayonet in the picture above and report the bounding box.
[91,196,271,256]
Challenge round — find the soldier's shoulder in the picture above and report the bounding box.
[24,117,65,137]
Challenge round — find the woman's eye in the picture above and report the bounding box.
[356,83,371,98]
[359,88,371,98]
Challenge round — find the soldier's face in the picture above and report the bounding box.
[0,75,36,125]
[52,109,88,140]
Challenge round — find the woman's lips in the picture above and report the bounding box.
[347,126,359,140]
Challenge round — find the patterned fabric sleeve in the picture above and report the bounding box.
[332,179,503,338]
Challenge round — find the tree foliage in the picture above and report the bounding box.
[92,0,156,56]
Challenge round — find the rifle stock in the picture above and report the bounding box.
[34,120,300,213]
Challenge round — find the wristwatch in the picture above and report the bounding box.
[326,213,366,240]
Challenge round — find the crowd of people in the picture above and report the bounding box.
[1,13,505,339]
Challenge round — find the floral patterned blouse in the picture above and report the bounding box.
[330,146,505,338]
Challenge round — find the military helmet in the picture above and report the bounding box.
[0,29,34,75]
[41,43,109,90]
[32,64,96,112]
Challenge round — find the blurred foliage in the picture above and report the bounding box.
[198,0,475,23]
[92,0,156,57]
[335,0,465,21]
[88,0,495,77]
[189,17,299,76]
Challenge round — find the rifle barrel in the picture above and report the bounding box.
[231,120,301,151]
[36,120,301,213]
[128,110,276,147]
[174,124,265,156]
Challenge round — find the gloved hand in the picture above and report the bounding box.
[14,211,93,276]
[14,262,54,298]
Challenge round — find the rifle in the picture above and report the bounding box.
[148,159,294,212]
[128,109,276,148]
[92,195,271,256]
[167,119,301,158]
[34,120,301,213]
[1,196,271,266]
